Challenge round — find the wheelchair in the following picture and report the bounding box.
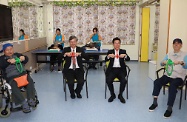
[0,69,39,117]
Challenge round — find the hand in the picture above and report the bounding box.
[162,60,167,65]
[119,54,126,58]
[179,61,184,65]
[19,56,25,61]
[7,58,16,64]
[75,53,81,57]
[64,52,72,57]
[108,54,115,58]
[174,60,180,65]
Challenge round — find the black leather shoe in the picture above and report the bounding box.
[93,66,97,70]
[118,95,126,103]
[108,94,116,102]
[75,90,82,98]
[76,93,82,98]
[88,66,92,69]
[70,94,76,99]
[50,65,54,72]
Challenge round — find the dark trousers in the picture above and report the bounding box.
[152,75,183,107]
[10,75,35,105]
[64,68,84,95]
[106,68,127,96]
[50,54,63,66]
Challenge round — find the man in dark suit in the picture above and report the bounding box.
[62,36,88,99]
[105,37,130,103]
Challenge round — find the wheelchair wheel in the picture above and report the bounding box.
[0,108,11,118]
[33,99,39,109]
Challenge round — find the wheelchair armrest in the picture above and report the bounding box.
[26,70,31,73]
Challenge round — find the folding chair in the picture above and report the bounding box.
[156,68,187,109]
[103,61,131,99]
[62,61,89,101]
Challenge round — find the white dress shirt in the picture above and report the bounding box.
[69,47,80,69]
[113,50,121,67]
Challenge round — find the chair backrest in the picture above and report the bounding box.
[156,68,166,79]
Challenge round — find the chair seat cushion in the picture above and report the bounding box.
[114,78,119,82]
[165,83,183,88]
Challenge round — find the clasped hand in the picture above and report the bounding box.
[108,54,126,58]
[7,56,25,64]
[64,52,81,57]
[163,60,184,65]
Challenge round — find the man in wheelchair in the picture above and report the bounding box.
[0,43,37,113]
[149,38,187,118]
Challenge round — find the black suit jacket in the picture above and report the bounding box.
[105,49,130,75]
[62,46,88,72]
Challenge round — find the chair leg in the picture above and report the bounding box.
[179,89,182,109]
[85,80,88,98]
[185,85,187,100]
[63,80,65,92]
[65,82,67,101]
[105,82,107,99]
[126,82,128,99]
[163,86,166,95]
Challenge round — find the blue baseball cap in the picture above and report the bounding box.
[173,38,182,44]
[0,43,13,53]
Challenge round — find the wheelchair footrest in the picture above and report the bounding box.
[10,106,22,112]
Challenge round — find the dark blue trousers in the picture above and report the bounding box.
[152,75,183,107]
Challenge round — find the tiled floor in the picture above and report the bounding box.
[1,62,187,122]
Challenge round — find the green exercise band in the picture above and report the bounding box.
[15,57,23,73]
[165,59,174,76]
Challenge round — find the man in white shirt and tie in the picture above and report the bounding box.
[62,36,88,99]
[105,37,130,103]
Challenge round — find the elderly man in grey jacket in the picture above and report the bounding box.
[149,38,187,118]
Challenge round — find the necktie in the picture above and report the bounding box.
[115,50,119,59]
[72,50,76,70]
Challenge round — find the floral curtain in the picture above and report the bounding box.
[53,5,136,45]
[12,6,38,39]
[154,5,160,43]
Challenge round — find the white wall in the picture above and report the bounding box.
[0,0,8,5]
[157,0,187,69]
[156,0,170,69]
[168,0,187,52]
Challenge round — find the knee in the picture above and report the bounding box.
[27,76,34,84]
[169,83,177,90]
[67,79,74,85]
[154,79,160,86]
[78,80,84,84]
[120,79,127,84]
[10,81,19,88]
[106,77,113,85]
